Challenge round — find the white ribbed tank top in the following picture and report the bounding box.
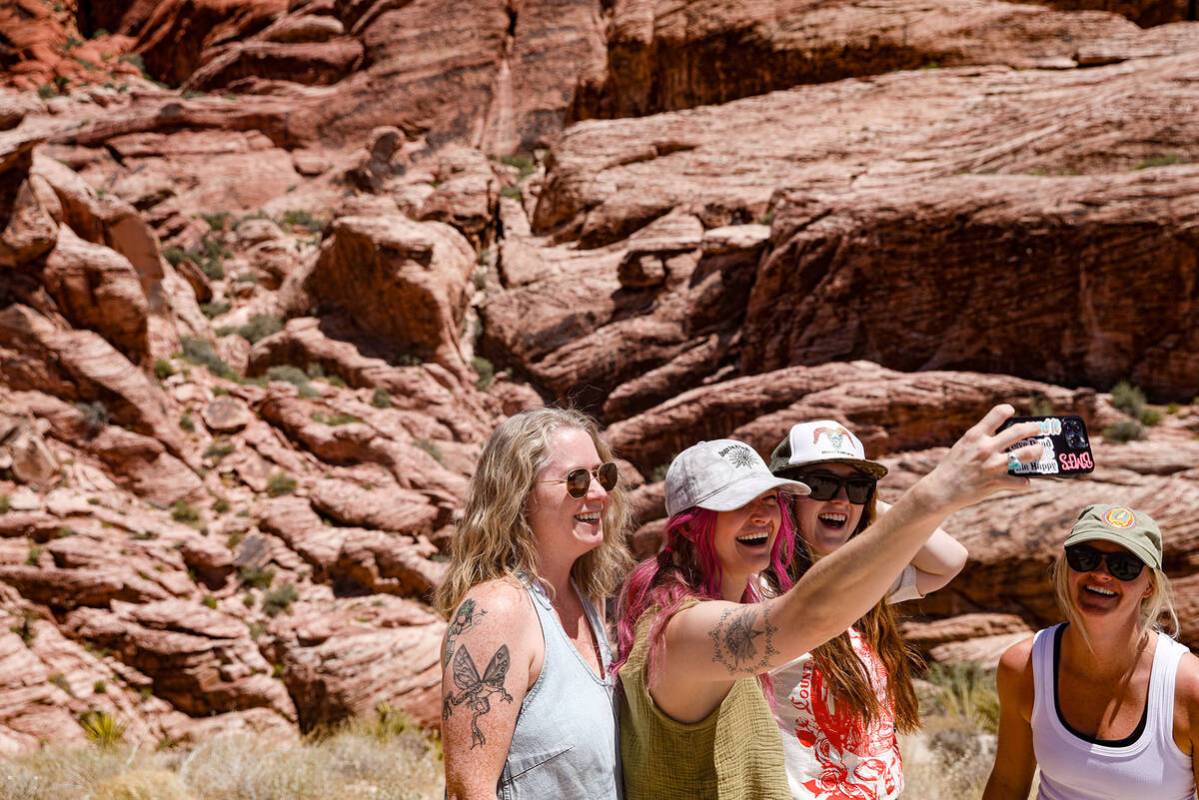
[1030,623,1195,800]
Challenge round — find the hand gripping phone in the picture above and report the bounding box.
[998,415,1095,477]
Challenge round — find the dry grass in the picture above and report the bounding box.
[0,714,443,800]
[902,663,1039,799]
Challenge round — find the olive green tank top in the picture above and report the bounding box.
[618,601,790,800]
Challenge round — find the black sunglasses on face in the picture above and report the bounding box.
[796,471,876,505]
[543,462,619,498]
[1065,543,1145,582]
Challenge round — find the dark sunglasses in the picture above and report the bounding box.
[795,471,876,505]
[1064,543,1145,582]
[543,462,619,498]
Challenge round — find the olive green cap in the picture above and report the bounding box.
[1064,504,1162,569]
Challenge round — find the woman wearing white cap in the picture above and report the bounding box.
[613,405,1044,800]
[764,420,969,799]
[984,504,1199,800]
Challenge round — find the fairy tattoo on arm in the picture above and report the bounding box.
[443,643,514,748]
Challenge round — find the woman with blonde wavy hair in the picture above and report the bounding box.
[436,407,631,800]
[984,504,1199,800]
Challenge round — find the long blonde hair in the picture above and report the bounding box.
[435,407,631,617]
[1051,551,1180,651]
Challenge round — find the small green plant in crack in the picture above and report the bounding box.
[415,438,445,466]
[370,388,393,409]
[1136,153,1185,170]
[267,472,297,497]
[204,439,236,463]
[79,710,125,747]
[239,565,276,590]
[154,358,176,380]
[171,500,201,524]
[311,411,362,426]
[179,412,196,433]
[262,582,299,617]
[472,356,495,390]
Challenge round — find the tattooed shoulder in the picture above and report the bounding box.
[709,604,778,675]
[444,598,487,667]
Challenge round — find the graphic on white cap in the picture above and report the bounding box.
[811,424,854,454]
[718,442,758,469]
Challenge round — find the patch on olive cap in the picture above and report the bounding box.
[1103,507,1136,529]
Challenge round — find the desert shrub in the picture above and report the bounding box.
[179,413,196,433]
[202,596,218,610]
[163,246,187,266]
[213,498,230,514]
[499,185,522,201]
[370,388,392,409]
[26,545,42,566]
[266,365,310,388]
[79,710,126,748]
[262,583,298,617]
[171,501,201,524]
[201,300,232,319]
[267,473,297,497]
[92,680,107,695]
[1140,407,1162,426]
[153,358,176,380]
[194,236,231,280]
[0,494,10,514]
[922,663,1000,735]
[280,210,324,233]
[1110,380,1145,418]
[499,153,536,180]
[235,314,283,344]
[1104,420,1145,443]
[180,337,235,379]
[201,211,231,232]
[471,356,494,390]
[204,439,236,462]
[77,401,110,437]
[239,565,275,590]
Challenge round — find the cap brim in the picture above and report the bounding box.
[695,474,810,512]
[773,457,888,480]
[1064,530,1160,569]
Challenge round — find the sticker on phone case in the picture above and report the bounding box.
[1037,418,1063,436]
[1010,436,1059,475]
[1103,507,1136,529]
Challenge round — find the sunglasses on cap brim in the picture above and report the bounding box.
[1064,543,1146,582]
[542,462,619,498]
[794,471,876,505]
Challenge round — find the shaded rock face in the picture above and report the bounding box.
[570,0,1142,121]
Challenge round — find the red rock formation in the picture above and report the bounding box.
[570,0,1140,120]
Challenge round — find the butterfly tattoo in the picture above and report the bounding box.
[442,644,514,748]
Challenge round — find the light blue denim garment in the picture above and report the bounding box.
[497,578,621,800]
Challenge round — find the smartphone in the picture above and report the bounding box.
[998,414,1095,478]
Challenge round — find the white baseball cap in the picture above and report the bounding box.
[768,420,888,479]
[665,439,810,518]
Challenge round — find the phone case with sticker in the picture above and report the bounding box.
[998,415,1095,478]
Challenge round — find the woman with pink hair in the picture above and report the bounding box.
[615,405,1044,800]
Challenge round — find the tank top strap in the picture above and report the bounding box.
[521,575,612,685]
[1150,634,1187,742]
[1030,623,1061,722]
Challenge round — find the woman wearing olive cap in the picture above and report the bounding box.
[984,505,1199,800]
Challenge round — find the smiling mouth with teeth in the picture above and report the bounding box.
[736,533,770,547]
[574,512,601,524]
[1084,585,1117,598]
[818,513,849,529]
